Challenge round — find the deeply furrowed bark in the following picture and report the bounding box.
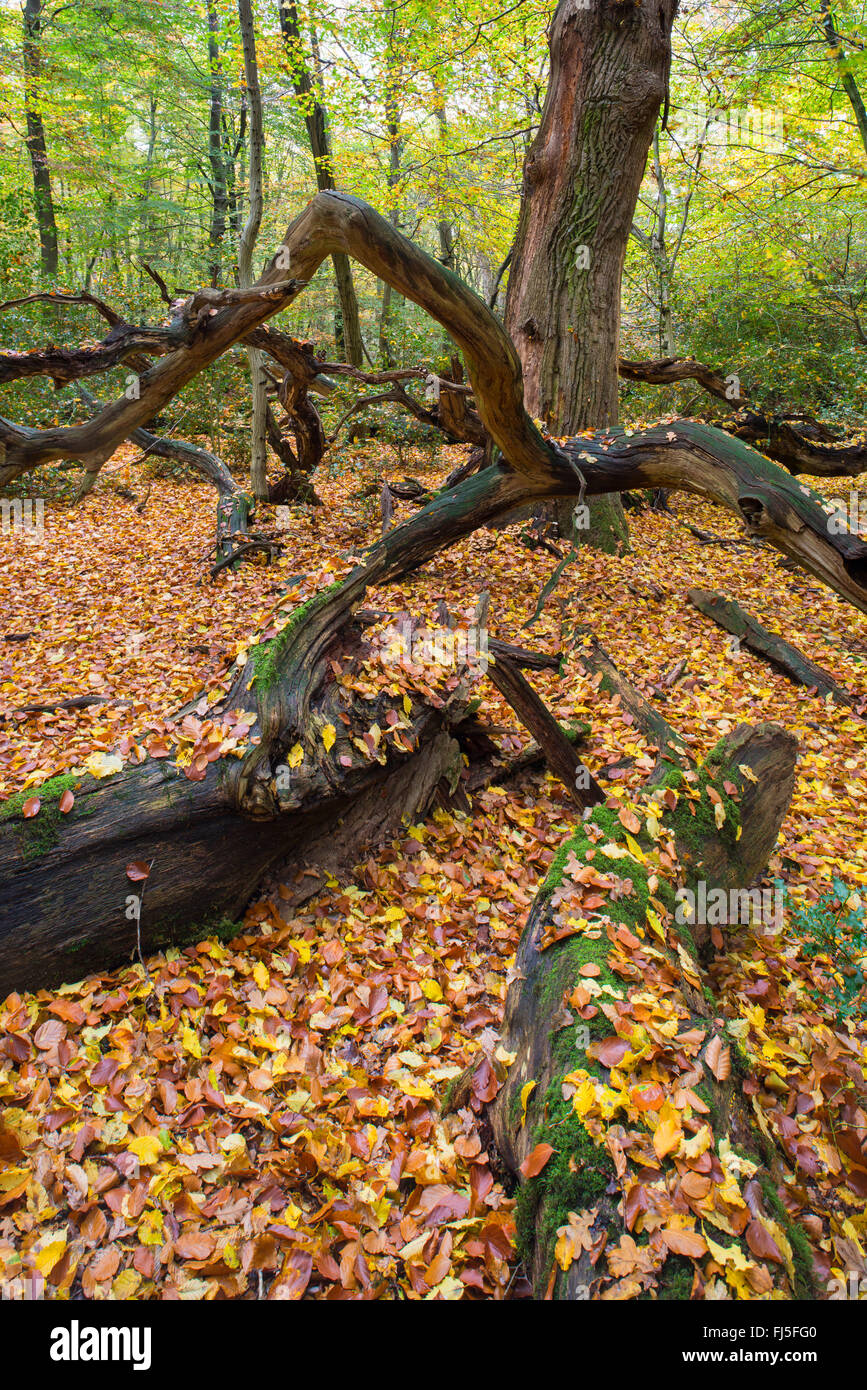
[505,0,678,433]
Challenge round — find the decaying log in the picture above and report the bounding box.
[484,645,803,1299]
[487,648,604,810]
[618,356,867,478]
[688,588,865,715]
[0,610,480,995]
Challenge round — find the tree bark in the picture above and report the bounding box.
[505,0,677,433]
[619,357,867,477]
[22,0,59,279]
[278,0,364,366]
[504,0,677,544]
[206,0,229,286]
[237,0,269,501]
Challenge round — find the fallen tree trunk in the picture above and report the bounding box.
[688,587,865,716]
[484,648,810,1300]
[619,355,867,478]
[0,601,481,995]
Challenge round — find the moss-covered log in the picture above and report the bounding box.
[485,649,808,1299]
[0,593,476,995]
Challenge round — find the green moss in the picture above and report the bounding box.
[144,908,242,954]
[757,1174,816,1299]
[694,1079,719,1127]
[558,720,591,743]
[0,773,78,860]
[441,1075,461,1113]
[250,582,343,690]
[729,1039,752,1079]
[655,1254,695,1301]
[580,496,631,555]
[516,1077,616,1278]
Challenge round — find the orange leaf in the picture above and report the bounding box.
[22,796,40,819]
[59,789,74,814]
[660,1227,707,1258]
[588,1036,630,1068]
[705,1035,731,1082]
[126,861,150,882]
[745,1220,784,1264]
[174,1231,216,1260]
[520,1142,555,1179]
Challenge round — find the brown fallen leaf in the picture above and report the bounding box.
[519,1142,555,1179]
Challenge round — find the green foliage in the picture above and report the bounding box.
[790,879,867,1027]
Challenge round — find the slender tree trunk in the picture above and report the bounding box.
[206,0,229,286]
[820,0,867,156]
[650,128,675,357]
[22,0,59,279]
[378,20,404,367]
[237,0,269,500]
[138,96,159,259]
[278,0,364,365]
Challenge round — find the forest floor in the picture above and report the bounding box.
[0,440,866,1300]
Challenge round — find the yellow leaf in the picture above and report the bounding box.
[646,907,666,941]
[83,752,123,779]
[396,1074,435,1099]
[421,979,442,1001]
[128,1135,162,1166]
[182,1028,202,1059]
[137,1209,165,1246]
[624,833,646,864]
[287,743,304,768]
[322,723,336,752]
[520,1080,537,1126]
[35,1238,67,1276]
[653,1102,683,1160]
[705,1231,753,1272]
[112,1269,142,1299]
[252,961,270,990]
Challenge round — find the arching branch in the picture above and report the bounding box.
[2,192,866,612]
[619,354,867,477]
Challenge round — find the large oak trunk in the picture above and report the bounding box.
[505,0,677,433]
